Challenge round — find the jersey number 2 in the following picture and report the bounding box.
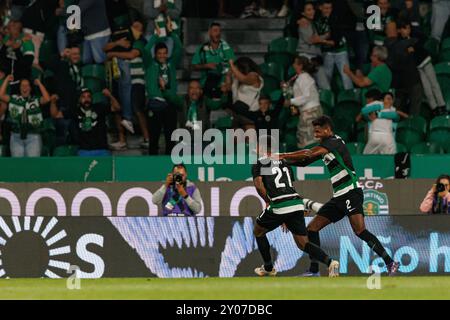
[272,167,293,188]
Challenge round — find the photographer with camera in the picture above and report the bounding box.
[152,164,203,216]
[420,174,450,214]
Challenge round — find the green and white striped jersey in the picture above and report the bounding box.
[252,157,304,214]
[320,135,361,197]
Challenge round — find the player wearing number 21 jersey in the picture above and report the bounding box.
[251,136,340,277]
[278,116,399,276]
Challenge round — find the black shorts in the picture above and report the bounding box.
[317,188,364,223]
[256,208,307,236]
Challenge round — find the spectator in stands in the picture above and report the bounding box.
[431,0,450,42]
[420,174,450,214]
[0,20,34,92]
[315,0,354,90]
[75,88,120,156]
[142,0,182,40]
[10,0,28,21]
[79,0,111,64]
[370,0,398,47]
[343,46,392,100]
[385,21,423,115]
[191,22,235,110]
[43,46,84,146]
[359,90,405,155]
[398,20,447,117]
[0,75,51,157]
[152,164,203,216]
[297,1,330,90]
[21,0,57,68]
[178,80,209,132]
[228,57,264,131]
[398,0,422,35]
[344,0,369,71]
[240,1,272,18]
[146,42,178,155]
[284,55,322,148]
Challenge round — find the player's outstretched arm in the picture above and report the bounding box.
[279,146,328,167]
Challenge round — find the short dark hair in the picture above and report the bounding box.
[155,42,168,53]
[258,93,271,102]
[172,163,187,171]
[209,22,221,29]
[397,19,411,29]
[383,91,394,100]
[365,89,382,101]
[436,174,450,185]
[312,115,333,129]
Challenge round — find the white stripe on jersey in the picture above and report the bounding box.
[333,184,356,197]
[272,204,305,214]
[331,170,349,184]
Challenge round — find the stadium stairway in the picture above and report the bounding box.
[177,17,287,94]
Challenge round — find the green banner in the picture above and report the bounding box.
[0,155,447,182]
[0,157,113,182]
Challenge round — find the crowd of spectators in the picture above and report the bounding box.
[0,0,448,158]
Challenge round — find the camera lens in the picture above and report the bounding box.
[436,183,446,193]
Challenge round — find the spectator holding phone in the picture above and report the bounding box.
[420,174,450,214]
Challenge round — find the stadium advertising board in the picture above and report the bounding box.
[0,180,433,216]
[0,216,448,278]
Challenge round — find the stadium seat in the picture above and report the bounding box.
[268,37,298,55]
[92,92,108,105]
[434,62,450,100]
[334,130,350,142]
[262,75,280,96]
[113,15,130,30]
[346,142,365,155]
[82,64,106,81]
[84,78,105,93]
[425,37,440,61]
[429,115,450,147]
[337,88,361,106]
[269,90,282,103]
[396,116,427,150]
[439,37,450,62]
[39,39,57,65]
[319,89,334,116]
[355,121,367,143]
[410,142,445,154]
[214,116,233,130]
[396,143,407,153]
[53,145,79,157]
[264,52,294,72]
[260,62,285,82]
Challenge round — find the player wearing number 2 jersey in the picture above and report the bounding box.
[279,116,399,276]
[252,136,340,277]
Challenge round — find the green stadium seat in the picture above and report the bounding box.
[425,37,440,61]
[84,78,105,93]
[269,89,282,103]
[334,131,350,141]
[262,75,281,96]
[113,15,130,30]
[396,143,407,153]
[396,116,427,150]
[410,142,445,154]
[82,64,106,81]
[356,121,367,143]
[264,52,294,71]
[346,142,365,155]
[337,88,361,106]
[435,62,450,100]
[268,37,298,55]
[429,115,450,147]
[319,89,335,116]
[439,37,450,62]
[92,92,108,105]
[214,116,233,130]
[39,39,57,65]
[53,145,79,157]
[260,62,285,82]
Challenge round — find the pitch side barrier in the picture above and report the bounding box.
[0,215,447,278]
[0,155,447,182]
[0,180,436,216]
